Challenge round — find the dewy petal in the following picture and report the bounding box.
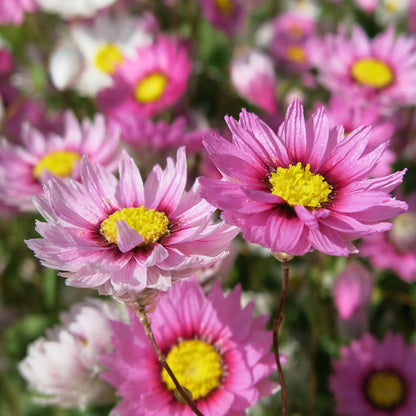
[278,99,307,164]
[116,221,145,253]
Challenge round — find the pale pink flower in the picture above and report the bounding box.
[230,49,278,114]
[0,0,37,25]
[332,262,373,319]
[102,278,277,416]
[26,148,238,306]
[18,298,122,409]
[330,333,416,415]
[0,112,120,211]
[200,99,407,256]
[98,37,192,118]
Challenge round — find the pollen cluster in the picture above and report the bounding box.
[215,0,234,15]
[269,162,332,208]
[351,58,394,89]
[94,43,123,74]
[33,150,81,179]
[161,339,223,400]
[135,72,168,103]
[365,370,406,409]
[100,206,170,246]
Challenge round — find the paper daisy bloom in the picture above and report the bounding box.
[230,49,278,114]
[98,37,192,118]
[18,298,122,409]
[0,112,120,211]
[102,278,277,416]
[199,99,407,256]
[26,147,238,305]
[330,333,416,415]
[314,25,416,113]
[0,0,37,25]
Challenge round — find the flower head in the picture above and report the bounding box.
[98,37,192,118]
[0,111,120,211]
[102,278,277,416]
[200,99,407,256]
[26,147,238,306]
[330,333,416,415]
[18,298,122,409]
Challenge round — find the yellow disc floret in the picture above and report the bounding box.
[134,73,168,103]
[269,162,332,208]
[365,370,405,409]
[33,150,81,179]
[215,0,234,15]
[161,339,223,400]
[351,58,394,89]
[94,44,123,74]
[100,206,170,246]
[286,45,306,64]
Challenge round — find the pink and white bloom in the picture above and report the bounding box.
[332,262,374,320]
[330,333,416,415]
[200,99,407,256]
[0,0,37,25]
[18,298,122,409]
[26,148,238,306]
[198,0,246,34]
[102,278,277,416]
[360,194,416,282]
[0,112,120,211]
[230,49,278,114]
[313,25,416,114]
[98,37,192,118]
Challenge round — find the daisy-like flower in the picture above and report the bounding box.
[19,298,122,409]
[35,0,117,18]
[0,111,120,211]
[230,49,278,114]
[26,147,238,306]
[102,278,277,416]
[98,36,192,118]
[313,25,416,114]
[0,0,36,25]
[57,14,155,96]
[360,194,416,282]
[198,0,246,34]
[199,99,407,256]
[330,333,416,415]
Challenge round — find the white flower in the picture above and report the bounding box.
[35,0,117,18]
[18,298,124,410]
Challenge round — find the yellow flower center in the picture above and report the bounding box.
[33,150,81,179]
[285,45,306,64]
[288,25,304,38]
[269,162,332,208]
[134,72,168,103]
[215,0,234,15]
[94,44,123,74]
[100,206,170,246]
[161,339,223,400]
[365,370,406,409]
[351,58,394,89]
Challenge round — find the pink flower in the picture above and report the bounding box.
[26,148,238,306]
[102,278,277,416]
[230,49,278,114]
[313,25,416,114]
[332,262,373,319]
[198,0,246,34]
[98,37,192,118]
[0,112,121,211]
[330,333,416,415]
[18,298,122,409]
[0,0,37,25]
[200,99,407,256]
[360,194,416,282]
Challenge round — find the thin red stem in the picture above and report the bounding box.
[137,305,204,416]
[273,261,290,416]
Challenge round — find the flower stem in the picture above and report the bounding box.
[137,304,205,416]
[273,260,290,416]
